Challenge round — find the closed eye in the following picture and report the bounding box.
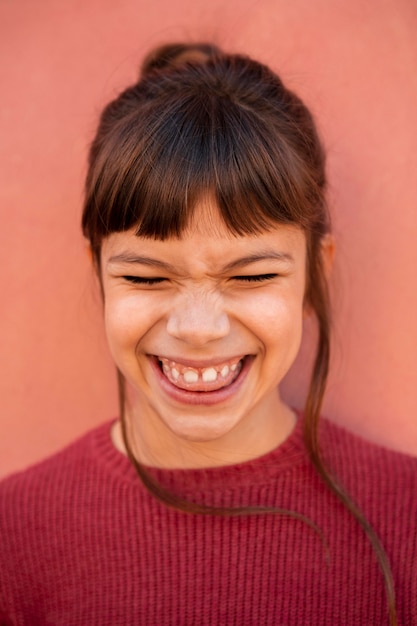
[233,273,278,283]
[123,276,165,285]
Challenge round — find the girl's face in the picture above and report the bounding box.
[100,201,307,467]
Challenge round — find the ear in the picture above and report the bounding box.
[85,243,94,265]
[321,233,336,279]
[303,233,336,318]
[85,243,102,276]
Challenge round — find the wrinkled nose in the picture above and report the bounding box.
[166,292,230,347]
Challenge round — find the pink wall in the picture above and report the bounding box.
[1,0,416,478]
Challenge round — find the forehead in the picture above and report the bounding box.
[102,199,306,264]
[101,203,306,273]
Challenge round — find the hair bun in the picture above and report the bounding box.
[140,42,221,77]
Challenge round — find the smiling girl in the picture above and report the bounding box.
[0,42,416,626]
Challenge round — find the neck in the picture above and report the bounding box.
[111,398,297,469]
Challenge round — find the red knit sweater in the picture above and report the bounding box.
[0,417,416,625]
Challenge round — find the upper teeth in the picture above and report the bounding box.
[202,367,218,382]
[221,365,229,377]
[183,369,199,383]
[159,357,242,385]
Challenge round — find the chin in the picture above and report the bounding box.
[163,414,238,443]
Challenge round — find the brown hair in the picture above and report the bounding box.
[82,42,396,624]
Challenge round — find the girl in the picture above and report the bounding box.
[1,42,416,626]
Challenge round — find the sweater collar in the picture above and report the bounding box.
[92,413,308,492]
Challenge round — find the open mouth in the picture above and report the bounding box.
[157,356,245,392]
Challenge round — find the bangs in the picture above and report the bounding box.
[82,57,327,252]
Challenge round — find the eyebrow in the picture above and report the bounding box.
[222,252,294,271]
[107,254,177,272]
[107,251,294,272]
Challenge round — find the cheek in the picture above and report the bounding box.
[241,291,305,375]
[241,289,304,335]
[104,294,153,358]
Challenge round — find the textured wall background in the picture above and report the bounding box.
[1,0,416,477]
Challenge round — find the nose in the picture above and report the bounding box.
[166,290,230,347]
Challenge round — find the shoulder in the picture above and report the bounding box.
[0,421,140,621]
[317,418,417,618]
[319,417,417,484]
[1,421,107,490]
[0,420,126,529]
[318,417,417,525]
[0,421,138,600]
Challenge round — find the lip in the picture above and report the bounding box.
[149,355,253,406]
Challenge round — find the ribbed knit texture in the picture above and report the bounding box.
[1,417,416,625]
